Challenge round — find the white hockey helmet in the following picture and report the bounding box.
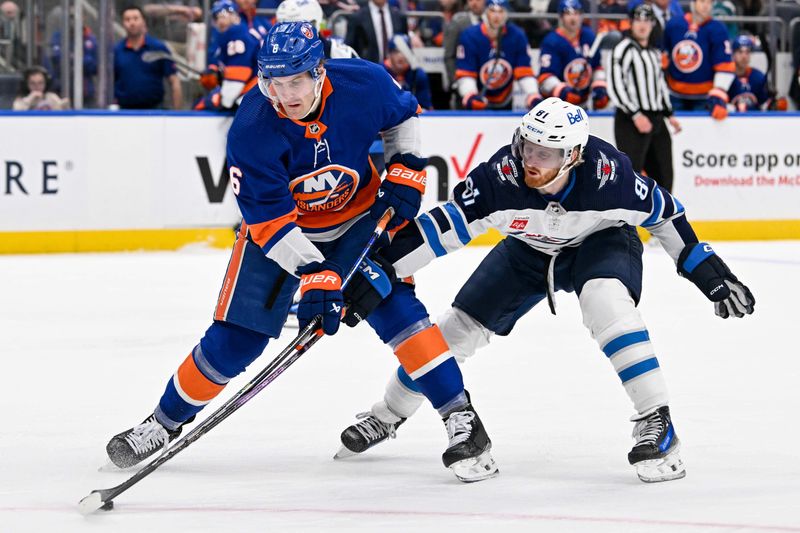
[276,0,325,32]
[512,97,589,187]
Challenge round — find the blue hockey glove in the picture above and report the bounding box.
[591,83,609,110]
[462,93,488,110]
[708,89,729,120]
[370,153,428,230]
[342,254,396,327]
[296,260,344,335]
[555,84,583,105]
[677,243,755,318]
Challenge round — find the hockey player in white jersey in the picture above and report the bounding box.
[336,97,755,483]
[276,0,358,59]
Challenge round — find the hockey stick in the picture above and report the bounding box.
[141,50,204,76]
[78,208,394,515]
[478,23,504,99]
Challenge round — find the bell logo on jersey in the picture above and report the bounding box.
[562,58,592,91]
[672,40,703,73]
[289,164,360,213]
[479,58,513,91]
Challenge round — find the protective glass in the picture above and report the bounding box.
[261,72,318,107]
[519,138,566,169]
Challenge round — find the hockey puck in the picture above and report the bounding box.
[100,500,114,511]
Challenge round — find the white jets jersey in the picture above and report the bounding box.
[384,135,699,278]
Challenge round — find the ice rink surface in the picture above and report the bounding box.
[1,241,799,532]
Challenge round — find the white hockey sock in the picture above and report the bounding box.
[380,368,425,421]
[580,278,669,415]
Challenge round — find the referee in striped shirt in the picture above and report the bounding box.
[608,3,681,192]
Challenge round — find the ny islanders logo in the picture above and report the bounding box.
[300,23,314,39]
[563,58,592,91]
[479,57,513,91]
[672,40,703,73]
[290,164,360,213]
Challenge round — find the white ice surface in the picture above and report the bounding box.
[1,242,799,532]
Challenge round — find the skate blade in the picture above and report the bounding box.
[634,448,686,483]
[449,450,499,483]
[333,445,359,460]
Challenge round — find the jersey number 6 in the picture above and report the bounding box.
[230,166,242,195]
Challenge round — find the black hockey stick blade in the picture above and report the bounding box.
[78,490,115,515]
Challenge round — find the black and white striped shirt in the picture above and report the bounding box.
[607,36,673,116]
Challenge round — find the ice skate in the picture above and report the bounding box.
[628,405,686,483]
[442,402,498,483]
[106,414,191,469]
[335,409,405,459]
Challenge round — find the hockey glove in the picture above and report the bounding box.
[708,89,729,120]
[463,93,488,110]
[555,84,584,105]
[199,65,221,90]
[342,254,396,327]
[296,260,344,335]
[371,153,428,230]
[591,85,609,110]
[526,93,544,109]
[193,89,223,111]
[677,243,755,319]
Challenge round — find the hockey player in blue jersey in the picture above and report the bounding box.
[104,21,497,484]
[196,0,261,111]
[663,0,734,118]
[538,0,609,110]
[728,35,768,112]
[455,0,542,110]
[384,34,434,110]
[727,35,786,112]
[337,97,755,483]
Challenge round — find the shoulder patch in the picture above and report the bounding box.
[494,155,520,187]
[595,150,618,190]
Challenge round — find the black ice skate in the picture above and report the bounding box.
[106,414,192,469]
[628,405,686,483]
[334,411,406,459]
[442,402,498,483]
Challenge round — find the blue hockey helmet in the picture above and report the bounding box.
[733,34,756,52]
[485,0,510,10]
[257,21,324,80]
[558,0,583,14]
[211,0,237,18]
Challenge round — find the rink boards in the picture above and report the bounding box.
[1,110,799,253]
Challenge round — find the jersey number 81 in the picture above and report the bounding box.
[634,174,649,201]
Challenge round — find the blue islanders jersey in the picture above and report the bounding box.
[728,67,769,111]
[538,28,602,104]
[384,64,433,110]
[664,14,734,97]
[211,23,261,93]
[226,59,421,260]
[382,135,699,278]
[455,22,534,106]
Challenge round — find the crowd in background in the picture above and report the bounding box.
[0,0,798,113]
